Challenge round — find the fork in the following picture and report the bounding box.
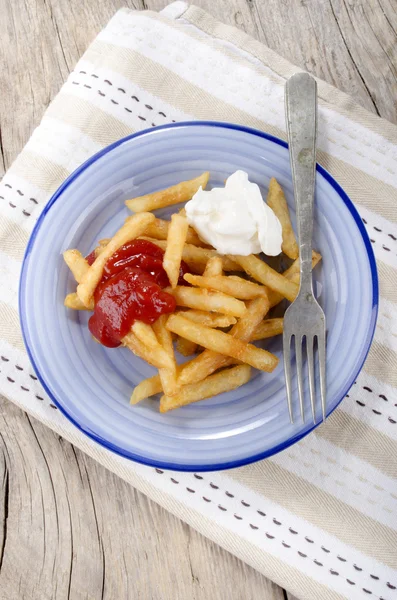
[283,72,326,423]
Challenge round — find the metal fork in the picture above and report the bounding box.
[283,72,326,423]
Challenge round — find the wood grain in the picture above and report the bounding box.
[1,0,396,599]
[0,397,284,600]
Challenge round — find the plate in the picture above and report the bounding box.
[19,122,378,471]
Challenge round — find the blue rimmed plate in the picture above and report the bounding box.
[19,122,378,471]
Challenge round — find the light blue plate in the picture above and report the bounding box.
[19,122,378,471]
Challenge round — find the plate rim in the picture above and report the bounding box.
[19,120,379,472]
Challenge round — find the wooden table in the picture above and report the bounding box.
[1,1,396,598]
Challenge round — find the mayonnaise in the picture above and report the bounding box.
[185,170,282,256]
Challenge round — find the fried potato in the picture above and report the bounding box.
[152,315,179,397]
[76,212,155,307]
[252,318,284,341]
[184,273,268,300]
[64,292,93,311]
[140,237,242,273]
[268,251,322,307]
[178,310,236,328]
[176,336,198,357]
[163,214,189,288]
[283,250,322,279]
[266,178,299,259]
[123,330,172,370]
[125,172,209,212]
[63,249,89,283]
[232,254,299,302]
[203,256,223,277]
[95,238,111,256]
[130,373,163,404]
[166,314,278,372]
[131,321,173,369]
[167,286,247,317]
[178,296,270,386]
[140,217,206,247]
[160,365,251,413]
[130,363,187,404]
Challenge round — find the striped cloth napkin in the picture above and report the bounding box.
[1,3,396,598]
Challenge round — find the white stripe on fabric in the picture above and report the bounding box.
[357,204,397,271]
[0,174,50,232]
[271,441,397,529]
[73,60,193,125]
[60,71,177,135]
[0,254,20,311]
[339,382,397,442]
[132,463,396,599]
[24,117,103,174]
[376,298,397,354]
[98,13,397,189]
[297,432,397,509]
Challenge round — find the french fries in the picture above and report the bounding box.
[268,251,322,308]
[163,214,189,288]
[176,336,198,357]
[77,212,155,307]
[130,373,163,404]
[152,315,179,397]
[167,286,247,317]
[64,173,323,413]
[141,217,206,247]
[125,172,209,212]
[184,273,268,300]
[63,250,89,283]
[160,365,251,413]
[178,310,236,328]
[229,295,271,340]
[131,321,173,370]
[266,178,299,259]
[95,238,110,256]
[64,292,93,311]
[203,256,223,277]
[130,363,186,404]
[140,237,242,273]
[252,318,284,341]
[166,314,279,373]
[283,250,322,279]
[178,296,270,386]
[122,331,172,369]
[232,254,299,302]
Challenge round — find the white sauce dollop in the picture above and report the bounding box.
[185,170,282,256]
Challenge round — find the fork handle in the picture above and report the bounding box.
[285,73,318,295]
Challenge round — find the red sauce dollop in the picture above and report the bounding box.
[103,239,188,288]
[88,268,176,347]
[86,240,187,348]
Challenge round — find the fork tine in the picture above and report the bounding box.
[306,335,316,423]
[283,331,294,423]
[317,328,327,421]
[295,335,304,422]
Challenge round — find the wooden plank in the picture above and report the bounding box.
[0,397,285,600]
[1,1,396,599]
[0,0,143,172]
[149,0,397,123]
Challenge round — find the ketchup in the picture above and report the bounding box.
[86,240,187,348]
[86,249,96,266]
[88,268,176,347]
[103,239,188,288]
